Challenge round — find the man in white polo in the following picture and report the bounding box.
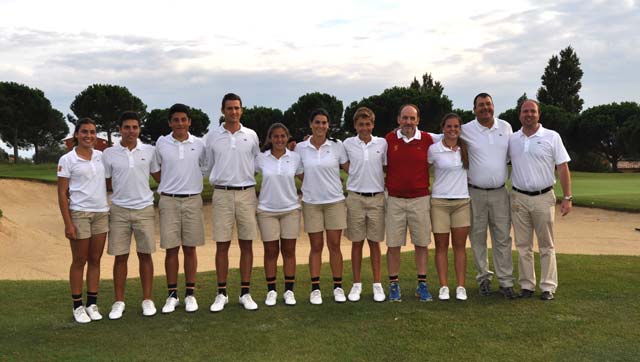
[509,99,572,301]
[462,93,517,298]
[343,107,387,303]
[103,111,160,319]
[154,103,207,313]
[205,93,260,312]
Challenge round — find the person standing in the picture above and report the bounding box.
[155,103,207,314]
[255,123,303,306]
[509,99,572,301]
[57,118,109,323]
[103,111,160,319]
[343,107,387,303]
[205,93,261,312]
[385,104,435,302]
[296,108,349,305]
[462,93,517,298]
[429,113,471,301]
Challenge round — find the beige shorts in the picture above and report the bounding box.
[70,210,109,240]
[302,200,347,233]
[257,209,301,241]
[345,191,385,242]
[385,195,431,247]
[212,188,258,241]
[108,204,156,256]
[430,198,471,233]
[159,195,205,249]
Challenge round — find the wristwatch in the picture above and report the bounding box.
[563,195,573,201]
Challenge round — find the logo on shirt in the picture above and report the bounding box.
[393,145,398,152]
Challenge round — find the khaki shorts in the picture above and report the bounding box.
[386,195,431,247]
[302,201,347,233]
[257,209,301,241]
[430,198,471,233]
[212,188,258,241]
[345,191,385,242]
[159,195,205,249]
[108,204,156,256]
[71,210,109,239]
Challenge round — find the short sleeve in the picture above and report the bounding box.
[381,139,388,166]
[552,133,571,165]
[336,141,348,164]
[427,145,435,165]
[294,153,304,175]
[102,152,112,178]
[57,154,71,178]
[149,146,161,173]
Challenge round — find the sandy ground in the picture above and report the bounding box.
[0,179,638,281]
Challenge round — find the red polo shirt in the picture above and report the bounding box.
[385,130,433,198]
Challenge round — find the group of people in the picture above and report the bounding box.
[57,92,573,324]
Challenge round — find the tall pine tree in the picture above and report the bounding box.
[537,46,584,113]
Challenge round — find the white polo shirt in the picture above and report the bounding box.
[154,133,206,195]
[255,149,303,212]
[204,124,259,187]
[103,140,159,209]
[343,136,387,193]
[461,118,512,188]
[509,125,571,192]
[57,148,109,212]
[428,141,469,199]
[296,137,348,204]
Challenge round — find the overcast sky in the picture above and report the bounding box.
[1,0,639,155]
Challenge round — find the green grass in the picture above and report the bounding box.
[2,164,639,212]
[1,251,638,361]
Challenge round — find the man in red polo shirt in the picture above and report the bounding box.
[385,104,435,302]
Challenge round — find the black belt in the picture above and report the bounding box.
[512,186,553,196]
[353,191,382,197]
[468,183,505,191]
[214,185,255,191]
[161,192,199,198]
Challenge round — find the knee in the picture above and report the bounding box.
[87,254,101,267]
[71,255,88,267]
[182,246,196,257]
[239,241,253,252]
[264,244,280,259]
[216,242,230,254]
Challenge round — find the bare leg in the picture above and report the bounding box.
[414,245,428,277]
[138,252,154,300]
[239,239,253,283]
[86,232,107,293]
[451,227,469,287]
[308,232,324,278]
[434,233,450,287]
[165,247,180,286]
[368,240,382,283]
[326,229,343,279]
[183,246,197,285]
[281,239,297,277]
[263,240,279,280]
[351,241,364,283]
[215,241,231,283]
[69,238,90,295]
[387,246,401,277]
[113,254,129,301]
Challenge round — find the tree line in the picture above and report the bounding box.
[1,46,639,171]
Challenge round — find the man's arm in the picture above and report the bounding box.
[557,162,572,216]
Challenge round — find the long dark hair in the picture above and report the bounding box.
[440,113,469,170]
[308,108,337,142]
[73,118,97,146]
[262,123,292,152]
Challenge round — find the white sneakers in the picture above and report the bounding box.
[142,299,157,316]
[109,301,126,320]
[73,306,91,324]
[239,294,259,311]
[85,304,102,320]
[283,290,296,306]
[310,289,322,305]
[162,296,179,314]
[372,283,386,302]
[439,286,450,301]
[456,286,468,301]
[333,287,347,303]
[184,295,198,312]
[348,283,362,302]
[265,290,277,306]
[210,294,228,312]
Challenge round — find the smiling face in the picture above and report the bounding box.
[519,100,540,130]
[474,95,495,124]
[269,127,288,153]
[442,116,462,141]
[222,99,243,124]
[75,122,97,149]
[310,114,329,138]
[119,119,140,146]
[168,111,191,140]
[354,117,374,140]
[397,105,419,137]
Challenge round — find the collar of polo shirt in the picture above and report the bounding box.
[396,128,421,141]
[169,132,195,143]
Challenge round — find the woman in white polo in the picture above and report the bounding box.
[57,118,109,323]
[296,108,349,305]
[428,113,471,301]
[255,123,303,306]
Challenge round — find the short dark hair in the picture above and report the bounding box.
[73,118,96,146]
[221,93,242,110]
[309,108,331,123]
[119,111,140,126]
[398,104,420,117]
[168,103,190,120]
[473,93,493,108]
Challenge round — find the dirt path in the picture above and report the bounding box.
[0,179,638,280]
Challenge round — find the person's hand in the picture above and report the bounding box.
[560,199,572,216]
[65,224,77,240]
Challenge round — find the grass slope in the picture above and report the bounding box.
[1,251,638,361]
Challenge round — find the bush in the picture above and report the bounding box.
[569,151,609,172]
